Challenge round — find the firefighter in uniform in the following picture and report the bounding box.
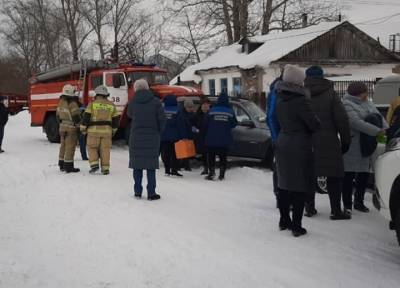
[81,85,119,175]
[57,84,81,173]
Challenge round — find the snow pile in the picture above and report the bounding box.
[1,111,400,288]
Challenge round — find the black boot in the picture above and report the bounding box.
[89,165,99,174]
[279,218,292,231]
[200,168,208,175]
[148,194,161,201]
[58,160,65,172]
[354,203,369,213]
[205,167,215,180]
[65,162,80,173]
[292,227,307,237]
[218,167,226,181]
[330,210,352,220]
[171,170,183,177]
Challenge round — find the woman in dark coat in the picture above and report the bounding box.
[304,66,352,220]
[127,79,166,200]
[275,65,320,237]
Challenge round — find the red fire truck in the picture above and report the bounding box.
[29,60,202,142]
[0,92,28,115]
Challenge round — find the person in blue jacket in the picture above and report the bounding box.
[204,93,237,180]
[161,95,182,177]
[266,76,282,143]
[266,76,282,203]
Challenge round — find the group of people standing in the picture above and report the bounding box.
[128,79,237,200]
[56,79,238,201]
[160,93,237,181]
[267,64,388,237]
[57,84,119,174]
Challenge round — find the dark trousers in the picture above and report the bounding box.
[327,177,343,214]
[305,191,316,212]
[133,169,156,196]
[0,125,4,148]
[207,147,228,176]
[161,141,178,173]
[342,172,370,209]
[278,190,307,228]
[79,134,88,160]
[201,151,209,172]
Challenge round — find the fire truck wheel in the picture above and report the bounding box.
[44,114,60,143]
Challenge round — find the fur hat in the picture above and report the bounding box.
[306,66,324,78]
[347,82,368,97]
[282,65,306,86]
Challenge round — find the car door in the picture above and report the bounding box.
[104,71,128,114]
[230,103,266,159]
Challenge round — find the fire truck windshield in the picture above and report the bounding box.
[128,72,169,86]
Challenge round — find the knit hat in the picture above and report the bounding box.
[347,82,368,97]
[282,65,306,86]
[184,99,194,109]
[306,66,324,78]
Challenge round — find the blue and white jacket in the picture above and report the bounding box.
[205,94,237,148]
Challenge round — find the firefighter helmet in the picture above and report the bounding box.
[62,84,76,97]
[95,85,110,97]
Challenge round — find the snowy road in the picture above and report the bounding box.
[0,112,399,288]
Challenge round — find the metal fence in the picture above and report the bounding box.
[333,79,377,99]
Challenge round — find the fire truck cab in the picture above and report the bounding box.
[29,61,202,142]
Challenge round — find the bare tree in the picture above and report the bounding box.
[109,0,142,62]
[81,0,113,59]
[0,1,44,76]
[59,0,92,61]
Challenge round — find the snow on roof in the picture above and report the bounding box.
[172,22,342,84]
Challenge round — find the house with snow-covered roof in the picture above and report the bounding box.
[171,20,400,106]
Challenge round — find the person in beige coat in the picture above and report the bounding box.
[56,84,81,173]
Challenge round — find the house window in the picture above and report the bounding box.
[220,78,228,95]
[209,79,216,96]
[233,77,242,97]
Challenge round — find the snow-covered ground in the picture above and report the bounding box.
[0,112,399,288]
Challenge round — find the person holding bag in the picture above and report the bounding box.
[342,82,388,213]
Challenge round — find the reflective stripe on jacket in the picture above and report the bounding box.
[83,97,119,136]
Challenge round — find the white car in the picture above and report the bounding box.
[374,138,400,245]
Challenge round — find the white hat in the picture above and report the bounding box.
[134,79,149,92]
[95,85,110,97]
[62,84,76,97]
[282,65,306,86]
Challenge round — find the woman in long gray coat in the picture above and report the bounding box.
[342,82,387,213]
[127,79,166,200]
[275,65,321,237]
[304,66,351,220]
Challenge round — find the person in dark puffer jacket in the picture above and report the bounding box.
[204,93,237,181]
[305,66,351,220]
[161,95,182,177]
